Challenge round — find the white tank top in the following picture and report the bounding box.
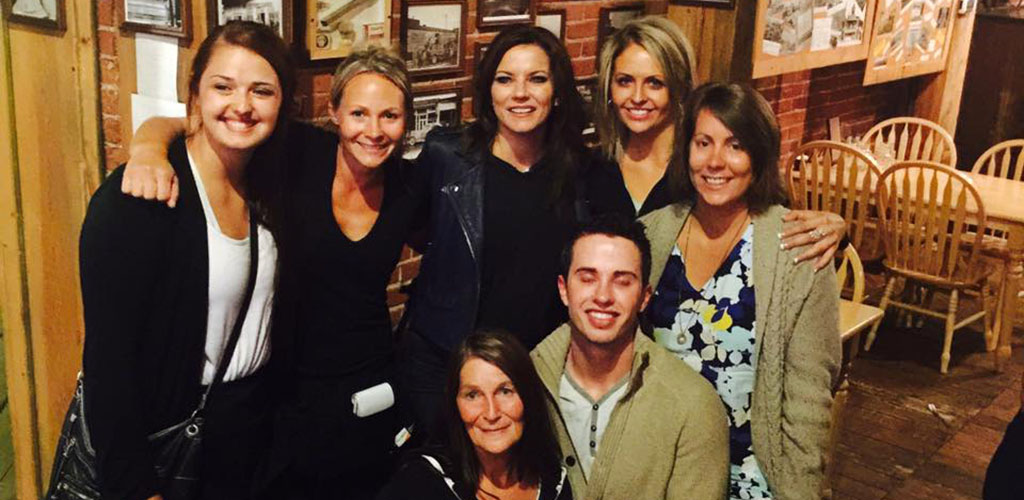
[188,152,277,384]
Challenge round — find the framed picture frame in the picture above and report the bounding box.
[208,0,292,43]
[5,0,65,31]
[118,0,192,41]
[402,0,466,79]
[861,0,955,85]
[477,0,533,29]
[306,0,391,61]
[669,0,734,8]
[404,87,464,159]
[752,0,876,78]
[576,76,598,144]
[535,7,566,41]
[474,41,490,69]
[597,5,644,54]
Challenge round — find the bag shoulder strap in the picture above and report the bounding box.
[196,210,260,411]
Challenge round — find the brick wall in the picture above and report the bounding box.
[753,61,914,163]
[94,2,913,325]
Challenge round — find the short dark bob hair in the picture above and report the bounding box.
[668,82,787,214]
[465,25,587,206]
[440,330,561,494]
[561,213,653,286]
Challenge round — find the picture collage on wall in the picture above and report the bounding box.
[862,0,955,84]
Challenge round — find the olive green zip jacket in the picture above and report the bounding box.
[531,324,730,500]
[641,203,841,500]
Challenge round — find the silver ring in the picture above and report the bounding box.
[809,228,826,241]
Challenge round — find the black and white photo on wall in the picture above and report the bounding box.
[5,0,65,30]
[208,0,291,42]
[535,7,565,40]
[402,0,466,77]
[404,88,463,158]
[477,0,533,29]
[120,0,191,40]
[475,41,491,69]
[597,4,644,52]
[307,0,391,60]
[576,76,597,144]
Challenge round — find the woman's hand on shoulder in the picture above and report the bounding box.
[120,116,186,208]
[121,152,178,208]
[780,210,847,271]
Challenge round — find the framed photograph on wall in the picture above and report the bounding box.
[5,0,65,31]
[576,76,598,144]
[119,0,192,41]
[404,87,463,158]
[209,0,292,43]
[402,0,466,78]
[597,5,644,54]
[751,0,876,78]
[535,8,565,40]
[669,0,734,8]
[474,41,490,69]
[306,0,391,60]
[478,0,533,29]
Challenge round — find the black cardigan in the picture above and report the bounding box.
[80,138,213,500]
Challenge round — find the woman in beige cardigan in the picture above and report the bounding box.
[640,82,840,500]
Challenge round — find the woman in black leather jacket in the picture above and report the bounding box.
[399,25,590,436]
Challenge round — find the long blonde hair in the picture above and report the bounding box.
[593,16,695,162]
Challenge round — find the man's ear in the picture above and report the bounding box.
[557,275,569,307]
[639,283,652,312]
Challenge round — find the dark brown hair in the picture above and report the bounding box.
[440,330,561,494]
[466,26,587,208]
[185,20,296,233]
[668,82,787,214]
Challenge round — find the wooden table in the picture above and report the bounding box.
[962,172,1024,371]
[796,165,1024,370]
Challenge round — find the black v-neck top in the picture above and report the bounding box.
[477,153,576,348]
[287,124,427,377]
[584,154,673,219]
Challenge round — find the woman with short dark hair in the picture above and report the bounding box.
[641,82,840,500]
[379,330,570,500]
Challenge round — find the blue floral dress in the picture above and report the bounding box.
[648,223,772,500]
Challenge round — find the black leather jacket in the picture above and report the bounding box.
[407,127,486,350]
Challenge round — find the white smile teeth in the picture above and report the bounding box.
[704,176,728,185]
[590,311,614,319]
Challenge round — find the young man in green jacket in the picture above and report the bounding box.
[531,215,730,500]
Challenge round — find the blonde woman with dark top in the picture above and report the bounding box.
[585,16,846,269]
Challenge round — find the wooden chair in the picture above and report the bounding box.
[864,161,995,373]
[969,139,1024,339]
[785,140,884,261]
[825,246,884,498]
[862,117,957,168]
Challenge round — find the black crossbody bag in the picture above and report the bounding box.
[45,213,260,500]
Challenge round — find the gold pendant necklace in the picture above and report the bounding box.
[678,212,750,345]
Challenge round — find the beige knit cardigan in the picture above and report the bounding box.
[640,203,841,500]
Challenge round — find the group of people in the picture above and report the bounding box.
[71,14,845,500]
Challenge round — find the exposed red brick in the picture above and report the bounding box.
[101,87,119,115]
[102,117,123,147]
[313,73,333,94]
[566,20,599,40]
[99,56,119,85]
[566,40,584,58]
[566,3,589,21]
[98,30,117,57]
[96,0,115,27]
[780,70,810,85]
[581,39,597,57]
[572,57,595,78]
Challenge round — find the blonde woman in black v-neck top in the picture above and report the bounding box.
[122,48,427,500]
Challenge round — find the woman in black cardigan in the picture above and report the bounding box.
[78,22,294,500]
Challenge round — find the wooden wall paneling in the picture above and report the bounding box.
[912,3,977,141]
[751,0,877,79]
[1,0,101,495]
[668,1,750,83]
